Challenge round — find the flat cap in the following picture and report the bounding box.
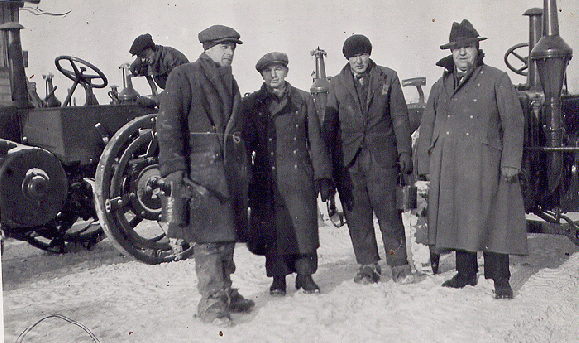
[198,25,243,45]
[130,33,155,56]
[255,52,289,72]
[343,34,372,59]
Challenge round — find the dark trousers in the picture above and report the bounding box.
[456,250,510,280]
[266,252,318,277]
[195,242,235,300]
[344,148,408,267]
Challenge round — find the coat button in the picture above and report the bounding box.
[446,131,450,135]
[466,132,469,136]
[473,99,477,102]
[470,115,474,119]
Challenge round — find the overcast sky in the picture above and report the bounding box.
[19,0,579,104]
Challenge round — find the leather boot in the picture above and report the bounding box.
[270,276,287,296]
[296,274,320,294]
[493,278,513,299]
[442,273,477,288]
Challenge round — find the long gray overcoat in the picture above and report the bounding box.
[242,83,332,256]
[157,53,247,244]
[416,55,528,255]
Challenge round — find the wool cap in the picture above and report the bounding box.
[343,34,372,59]
[198,25,242,49]
[440,19,487,50]
[129,33,155,56]
[255,52,289,72]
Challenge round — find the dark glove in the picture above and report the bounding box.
[136,95,158,108]
[129,58,148,77]
[317,178,335,202]
[398,152,413,174]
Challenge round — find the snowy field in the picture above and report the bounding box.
[3,202,579,342]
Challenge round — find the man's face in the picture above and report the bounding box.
[138,48,155,65]
[348,53,370,74]
[205,42,236,67]
[261,64,288,89]
[451,43,477,72]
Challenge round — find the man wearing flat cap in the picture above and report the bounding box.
[156,24,253,325]
[241,52,333,296]
[128,33,188,99]
[416,19,527,299]
[322,34,415,285]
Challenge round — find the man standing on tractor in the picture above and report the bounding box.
[129,33,189,106]
[156,24,254,325]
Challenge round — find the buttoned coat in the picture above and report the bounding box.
[242,83,332,256]
[416,55,528,255]
[157,53,246,244]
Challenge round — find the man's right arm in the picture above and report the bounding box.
[156,68,190,178]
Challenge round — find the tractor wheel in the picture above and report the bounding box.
[94,114,193,264]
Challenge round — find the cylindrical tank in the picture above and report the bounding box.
[0,140,68,228]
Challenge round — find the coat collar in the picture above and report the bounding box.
[338,59,383,111]
[436,50,485,95]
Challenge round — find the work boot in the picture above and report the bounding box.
[493,278,513,299]
[296,274,320,294]
[391,264,422,285]
[198,293,232,326]
[354,263,381,285]
[442,273,477,288]
[228,288,255,313]
[270,276,287,296]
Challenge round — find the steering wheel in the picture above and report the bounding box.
[55,56,108,106]
[504,42,529,76]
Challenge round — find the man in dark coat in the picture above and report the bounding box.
[242,52,333,295]
[416,20,528,299]
[322,34,415,285]
[129,33,189,106]
[156,24,254,325]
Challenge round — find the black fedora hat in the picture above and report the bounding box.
[440,19,486,50]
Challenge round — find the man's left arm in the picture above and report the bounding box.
[388,73,413,172]
[496,73,525,177]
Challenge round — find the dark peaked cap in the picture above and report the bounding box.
[255,52,288,72]
[440,19,487,49]
[130,33,155,56]
[198,25,243,45]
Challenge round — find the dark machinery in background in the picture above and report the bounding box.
[504,0,579,244]
[0,1,191,263]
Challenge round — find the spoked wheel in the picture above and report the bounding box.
[94,114,193,264]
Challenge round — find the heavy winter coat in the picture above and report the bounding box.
[416,54,528,255]
[242,83,332,256]
[157,53,246,244]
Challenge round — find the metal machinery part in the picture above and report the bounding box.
[94,114,193,264]
[0,140,102,252]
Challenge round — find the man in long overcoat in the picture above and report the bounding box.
[416,20,528,299]
[322,34,415,285]
[156,24,254,325]
[242,52,333,295]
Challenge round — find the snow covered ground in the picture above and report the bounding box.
[3,202,579,342]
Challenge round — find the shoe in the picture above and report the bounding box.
[270,276,287,296]
[494,278,513,299]
[198,294,232,325]
[228,288,255,313]
[354,264,381,285]
[430,252,441,274]
[391,264,422,284]
[296,274,320,294]
[442,273,477,288]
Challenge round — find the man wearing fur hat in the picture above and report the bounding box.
[241,52,333,296]
[322,34,415,285]
[156,24,254,325]
[129,33,188,103]
[416,20,527,299]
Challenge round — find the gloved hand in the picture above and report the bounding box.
[136,95,158,109]
[165,170,184,195]
[317,178,335,202]
[398,152,413,174]
[501,167,519,182]
[129,58,148,77]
